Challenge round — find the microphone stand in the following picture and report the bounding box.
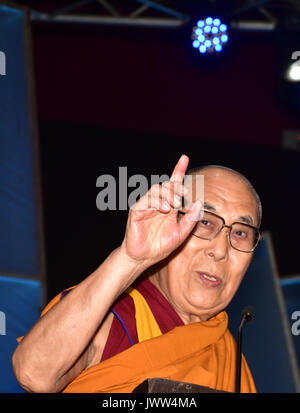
[236,317,246,393]
[235,306,255,393]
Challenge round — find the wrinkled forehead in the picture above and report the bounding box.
[184,168,260,225]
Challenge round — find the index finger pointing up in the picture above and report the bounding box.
[170,154,189,183]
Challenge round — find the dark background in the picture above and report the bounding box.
[2,1,300,394]
[25,16,300,301]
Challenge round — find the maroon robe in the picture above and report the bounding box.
[101,276,184,361]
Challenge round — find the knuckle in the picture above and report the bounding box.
[161,180,170,188]
[149,184,160,194]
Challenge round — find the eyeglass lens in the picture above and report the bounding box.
[192,212,259,252]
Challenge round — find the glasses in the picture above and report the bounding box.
[178,210,261,253]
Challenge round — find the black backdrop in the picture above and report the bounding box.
[39,121,300,301]
[23,16,300,301]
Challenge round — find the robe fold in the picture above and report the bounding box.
[17,277,256,393]
[62,309,256,393]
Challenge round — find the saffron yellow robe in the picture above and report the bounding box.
[19,285,257,393]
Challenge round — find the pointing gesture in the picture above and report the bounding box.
[120,155,203,270]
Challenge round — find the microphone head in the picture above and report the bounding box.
[241,306,256,322]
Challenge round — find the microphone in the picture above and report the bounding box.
[235,306,256,393]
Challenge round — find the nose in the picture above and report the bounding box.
[205,227,230,261]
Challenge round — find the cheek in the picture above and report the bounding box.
[165,244,195,288]
[230,252,252,275]
[166,240,252,299]
[224,254,252,293]
[167,237,199,273]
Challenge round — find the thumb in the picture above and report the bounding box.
[178,200,203,241]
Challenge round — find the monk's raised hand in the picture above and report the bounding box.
[120,155,203,270]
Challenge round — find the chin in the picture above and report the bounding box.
[189,297,223,315]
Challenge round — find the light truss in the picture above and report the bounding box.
[30,0,190,28]
[28,0,294,31]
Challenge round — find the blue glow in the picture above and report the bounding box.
[280,277,300,286]
[0,274,41,287]
[192,17,228,55]
[221,34,228,43]
[0,5,23,14]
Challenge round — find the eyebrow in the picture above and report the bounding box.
[203,202,255,226]
[237,215,254,226]
[203,202,216,212]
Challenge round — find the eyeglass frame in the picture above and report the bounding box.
[178,209,262,253]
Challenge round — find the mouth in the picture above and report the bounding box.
[195,271,223,288]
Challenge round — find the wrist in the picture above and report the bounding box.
[116,244,149,275]
[90,246,148,304]
[107,246,146,293]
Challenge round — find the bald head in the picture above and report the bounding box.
[186,165,262,228]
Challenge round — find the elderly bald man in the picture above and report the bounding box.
[12,155,261,393]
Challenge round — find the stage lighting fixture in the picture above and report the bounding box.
[191,17,229,55]
[286,61,300,82]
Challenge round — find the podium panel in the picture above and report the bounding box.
[0,275,42,392]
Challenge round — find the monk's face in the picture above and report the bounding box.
[151,168,260,323]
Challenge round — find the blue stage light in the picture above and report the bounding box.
[221,34,228,43]
[192,17,228,55]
